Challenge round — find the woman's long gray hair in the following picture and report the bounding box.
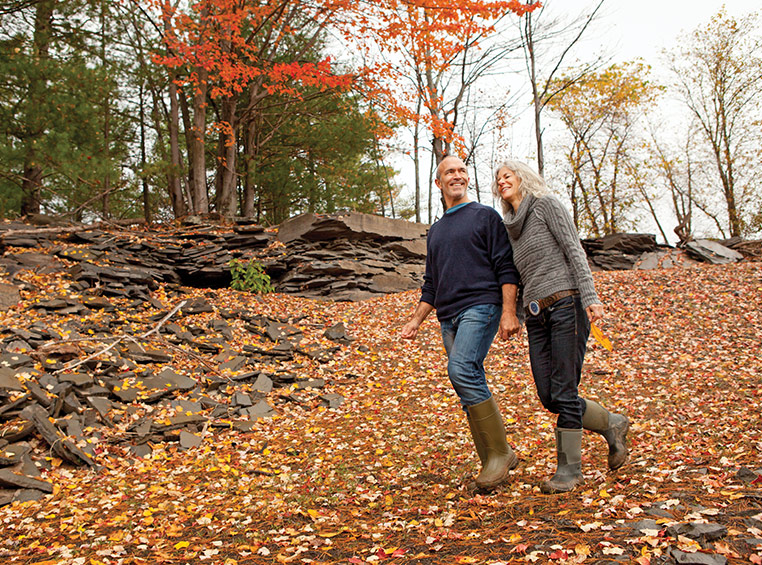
[491,160,548,215]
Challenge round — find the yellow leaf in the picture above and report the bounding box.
[434,518,443,527]
[175,541,190,549]
[558,510,570,515]
[591,323,613,351]
[575,544,591,556]
[318,528,347,538]
[108,531,124,542]
[307,509,319,519]
[599,489,611,498]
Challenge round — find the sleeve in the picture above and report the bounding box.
[420,230,436,306]
[543,197,599,309]
[486,209,520,287]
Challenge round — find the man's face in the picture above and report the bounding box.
[435,157,469,204]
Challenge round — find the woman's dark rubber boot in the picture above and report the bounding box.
[540,428,584,494]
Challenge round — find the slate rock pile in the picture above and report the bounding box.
[0,285,353,506]
[581,233,753,271]
[0,219,274,293]
[628,495,762,565]
[261,211,428,301]
[0,212,429,300]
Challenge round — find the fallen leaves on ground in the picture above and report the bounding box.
[1,262,761,564]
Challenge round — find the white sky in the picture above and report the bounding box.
[582,0,760,63]
[392,0,761,239]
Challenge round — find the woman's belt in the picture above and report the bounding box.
[526,289,579,316]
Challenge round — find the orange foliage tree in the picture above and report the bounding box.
[149,0,538,218]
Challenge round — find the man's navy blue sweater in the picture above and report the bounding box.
[420,202,520,321]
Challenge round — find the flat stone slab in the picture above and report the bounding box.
[0,368,23,391]
[179,431,203,450]
[669,549,727,565]
[0,283,21,311]
[319,393,344,409]
[277,211,428,244]
[0,468,53,493]
[667,522,728,542]
[686,239,744,264]
[0,443,32,467]
[240,400,274,419]
[251,374,273,393]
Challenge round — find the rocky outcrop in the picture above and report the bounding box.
[262,212,427,301]
[581,233,754,271]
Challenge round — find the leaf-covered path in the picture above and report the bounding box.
[2,263,761,564]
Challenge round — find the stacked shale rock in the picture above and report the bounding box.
[262,212,428,301]
[0,287,352,506]
[0,212,428,300]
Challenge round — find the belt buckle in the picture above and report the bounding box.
[528,300,541,316]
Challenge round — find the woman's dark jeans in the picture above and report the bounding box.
[525,295,589,428]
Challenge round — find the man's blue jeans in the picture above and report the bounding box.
[440,303,500,408]
[526,295,589,428]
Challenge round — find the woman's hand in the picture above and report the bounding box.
[586,303,604,325]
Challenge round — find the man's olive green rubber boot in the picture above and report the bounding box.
[467,397,519,490]
[582,399,629,470]
[540,428,584,494]
[467,412,487,465]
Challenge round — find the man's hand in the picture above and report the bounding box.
[498,311,520,340]
[400,320,420,340]
[498,283,520,340]
[401,301,434,340]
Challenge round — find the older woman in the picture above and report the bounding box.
[492,160,629,494]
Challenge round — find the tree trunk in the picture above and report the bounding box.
[21,0,55,216]
[100,1,111,219]
[525,10,545,176]
[138,82,151,224]
[189,68,209,214]
[166,78,187,217]
[214,96,239,217]
[412,99,422,223]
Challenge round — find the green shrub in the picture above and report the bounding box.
[229,259,274,294]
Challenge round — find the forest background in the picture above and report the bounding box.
[1,0,761,243]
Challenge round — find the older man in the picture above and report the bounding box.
[401,155,521,490]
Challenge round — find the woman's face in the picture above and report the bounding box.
[496,167,521,206]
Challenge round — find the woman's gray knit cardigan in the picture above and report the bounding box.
[503,194,599,312]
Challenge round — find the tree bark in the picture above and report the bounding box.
[189,68,209,214]
[20,0,55,216]
[214,96,239,217]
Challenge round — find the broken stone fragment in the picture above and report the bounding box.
[0,368,23,392]
[323,323,354,344]
[666,521,728,543]
[239,400,274,419]
[668,548,727,565]
[319,393,344,409]
[179,431,203,450]
[0,442,32,467]
[0,468,53,493]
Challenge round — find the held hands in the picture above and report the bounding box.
[586,303,605,325]
[498,311,521,340]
